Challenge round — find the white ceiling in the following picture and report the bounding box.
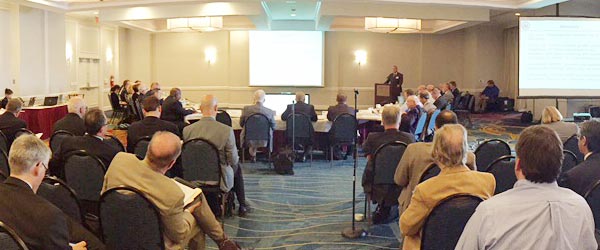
[34,0,570,33]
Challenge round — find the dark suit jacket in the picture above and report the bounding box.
[385,72,404,87]
[433,98,448,110]
[131,92,140,103]
[127,116,180,152]
[559,153,600,196]
[53,113,86,136]
[0,112,27,147]
[452,88,460,98]
[281,102,317,122]
[58,135,120,170]
[109,93,121,110]
[160,96,194,123]
[400,108,422,135]
[0,177,104,250]
[0,97,8,109]
[326,104,355,122]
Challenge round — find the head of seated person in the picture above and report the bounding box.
[431,88,442,100]
[295,92,306,104]
[381,104,401,130]
[9,135,51,193]
[435,110,458,130]
[5,88,13,99]
[254,90,266,105]
[336,94,347,105]
[110,85,121,94]
[405,95,419,110]
[169,88,182,101]
[200,94,218,118]
[516,126,563,183]
[6,98,22,116]
[419,91,431,105]
[142,96,161,118]
[578,120,600,157]
[541,106,563,125]
[145,131,181,174]
[85,108,108,137]
[432,124,468,169]
[67,97,86,118]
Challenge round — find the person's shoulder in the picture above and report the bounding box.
[109,152,139,168]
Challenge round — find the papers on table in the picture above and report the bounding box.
[172,179,203,207]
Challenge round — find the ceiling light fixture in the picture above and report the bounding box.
[167,16,223,32]
[364,17,422,33]
[515,13,521,16]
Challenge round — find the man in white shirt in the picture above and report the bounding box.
[455,125,597,250]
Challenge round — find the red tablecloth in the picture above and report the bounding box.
[19,105,68,140]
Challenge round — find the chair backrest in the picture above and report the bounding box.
[419,163,441,183]
[37,176,85,226]
[0,171,6,182]
[474,139,511,171]
[285,113,314,140]
[216,110,232,127]
[244,113,271,142]
[421,194,483,250]
[181,139,221,186]
[414,112,429,140]
[562,150,579,174]
[135,99,144,121]
[0,131,8,155]
[426,109,441,134]
[100,186,164,250]
[372,141,408,185]
[108,94,120,111]
[563,135,584,162]
[452,94,462,110]
[0,150,9,177]
[486,155,517,194]
[14,129,33,139]
[63,150,107,202]
[49,130,74,154]
[0,221,28,250]
[330,113,357,144]
[585,180,600,231]
[133,136,152,160]
[105,135,125,152]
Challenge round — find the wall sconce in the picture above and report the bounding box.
[65,42,73,63]
[354,50,367,65]
[205,47,217,64]
[106,48,113,63]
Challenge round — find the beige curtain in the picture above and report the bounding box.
[503,27,519,99]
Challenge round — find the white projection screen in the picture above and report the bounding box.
[519,17,600,97]
[249,31,324,87]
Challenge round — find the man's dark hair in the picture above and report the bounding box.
[419,92,430,100]
[449,81,457,87]
[132,84,139,93]
[405,89,415,96]
[5,88,13,95]
[143,96,161,112]
[169,88,181,97]
[487,80,495,85]
[6,98,22,113]
[435,110,458,129]
[84,108,107,135]
[580,120,600,153]
[516,125,563,183]
[336,94,347,104]
[110,85,121,92]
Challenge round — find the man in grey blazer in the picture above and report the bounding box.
[394,110,477,217]
[240,90,276,163]
[327,93,356,160]
[183,95,249,216]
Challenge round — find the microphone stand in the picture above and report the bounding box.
[342,89,366,239]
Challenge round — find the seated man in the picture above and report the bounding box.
[400,124,495,250]
[281,92,317,162]
[55,108,120,172]
[479,80,500,112]
[439,82,454,106]
[560,120,600,196]
[0,98,27,148]
[361,104,414,224]
[399,89,416,113]
[53,97,87,136]
[102,132,240,250]
[239,90,276,163]
[456,126,597,250]
[127,96,180,153]
[449,81,460,98]
[327,93,356,160]
[419,91,436,114]
[183,95,249,216]
[394,110,477,216]
[399,95,422,135]
[0,135,104,250]
[431,87,448,110]
[161,88,194,132]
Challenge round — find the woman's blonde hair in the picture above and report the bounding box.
[541,106,563,124]
[431,124,468,168]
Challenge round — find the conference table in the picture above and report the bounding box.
[19,104,68,140]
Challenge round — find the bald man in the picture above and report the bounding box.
[384,65,404,103]
[183,95,249,216]
[53,97,87,136]
[161,88,194,132]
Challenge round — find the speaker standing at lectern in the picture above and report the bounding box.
[384,65,404,103]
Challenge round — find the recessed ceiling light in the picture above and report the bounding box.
[515,13,521,16]
[291,13,297,17]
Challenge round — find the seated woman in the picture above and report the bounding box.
[540,106,579,143]
[399,124,496,250]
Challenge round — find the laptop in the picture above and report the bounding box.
[43,96,59,106]
[23,97,36,107]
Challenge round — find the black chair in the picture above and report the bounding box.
[0,221,28,250]
[132,136,152,160]
[241,113,272,163]
[474,139,511,172]
[486,155,517,194]
[0,170,6,182]
[100,186,164,250]
[105,135,125,152]
[216,110,232,127]
[37,176,86,227]
[14,128,33,139]
[63,150,107,216]
[365,141,407,225]
[421,194,483,250]
[419,163,441,183]
[285,113,314,164]
[454,94,474,128]
[0,150,9,177]
[0,131,8,155]
[49,130,74,154]
[585,180,600,233]
[181,139,227,218]
[108,94,126,124]
[564,135,584,163]
[135,99,144,121]
[329,113,357,166]
[562,150,579,174]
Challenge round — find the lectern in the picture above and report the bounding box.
[376,83,401,105]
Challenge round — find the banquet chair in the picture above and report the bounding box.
[421,195,483,250]
[414,112,429,142]
[0,221,28,250]
[132,136,152,160]
[63,150,107,216]
[285,113,315,165]
[49,130,74,154]
[216,110,232,127]
[0,150,9,177]
[562,150,579,174]
[241,113,272,163]
[329,113,357,166]
[0,131,8,155]
[485,155,517,194]
[419,163,441,183]
[474,139,511,172]
[584,180,600,232]
[105,135,125,152]
[564,135,584,163]
[37,176,87,228]
[100,186,164,250]
[14,128,33,139]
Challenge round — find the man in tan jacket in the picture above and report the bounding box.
[102,131,238,250]
[394,110,477,216]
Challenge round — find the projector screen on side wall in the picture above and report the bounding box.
[249,31,324,87]
[519,17,600,97]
